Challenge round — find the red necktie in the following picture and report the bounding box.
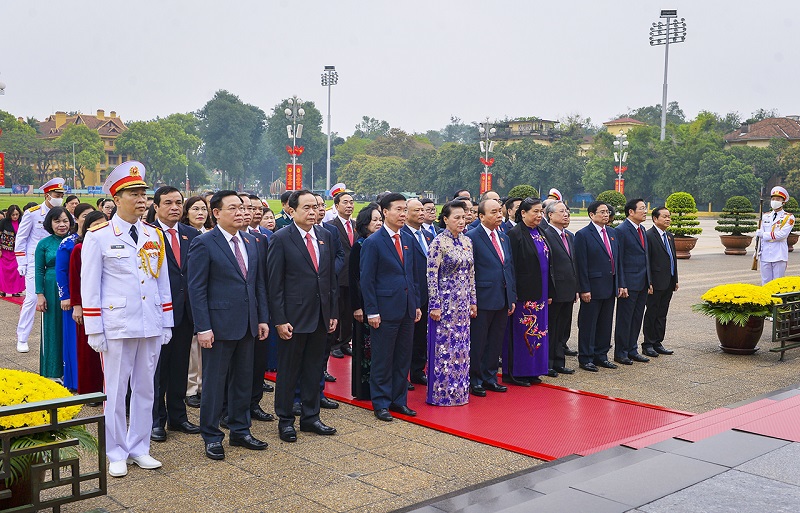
[561,231,570,257]
[490,231,504,264]
[345,220,354,246]
[167,228,180,267]
[393,234,404,264]
[601,227,615,274]
[638,225,645,248]
[306,233,318,271]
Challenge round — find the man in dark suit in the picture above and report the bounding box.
[361,193,422,421]
[150,187,202,442]
[188,191,270,460]
[401,198,434,387]
[326,191,356,359]
[502,197,522,234]
[574,201,619,372]
[542,200,577,376]
[643,207,677,357]
[466,199,516,396]
[268,190,339,442]
[613,198,652,365]
[248,194,272,236]
[420,198,442,237]
[467,191,501,231]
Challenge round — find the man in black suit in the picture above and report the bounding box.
[642,207,677,357]
[188,191,270,460]
[401,198,434,387]
[268,190,339,442]
[326,191,356,359]
[574,201,619,372]
[502,197,522,234]
[420,198,441,237]
[151,187,202,442]
[542,200,577,376]
[613,198,652,365]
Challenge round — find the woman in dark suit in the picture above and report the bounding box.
[505,198,551,386]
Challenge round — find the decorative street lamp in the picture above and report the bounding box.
[478,118,496,195]
[650,9,687,141]
[613,130,629,194]
[284,96,306,191]
[320,65,338,193]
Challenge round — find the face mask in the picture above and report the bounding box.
[771,200,784,210]
[49,197,63,207]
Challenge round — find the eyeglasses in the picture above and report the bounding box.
[220,206,246,213]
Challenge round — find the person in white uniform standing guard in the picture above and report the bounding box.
[14,178,65,353]
[757,186,795,285]
[81,161,174,478]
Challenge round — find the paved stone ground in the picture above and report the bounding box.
[2,218,799,512]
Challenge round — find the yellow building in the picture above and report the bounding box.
[603,117,646,135]
[724,117,800,149]
[493,118,559,146]
[38,109,128,187]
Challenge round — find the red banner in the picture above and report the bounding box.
[615,178,625,194]
[0,153,4,187]
[294,164,303,190]
[286,164,295,191]
[480,172,492,195]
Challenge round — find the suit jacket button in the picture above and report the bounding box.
[245,298,249,302]
[142,296,146,300]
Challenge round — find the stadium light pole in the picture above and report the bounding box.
[320,66,338,193]
[650,10,687,141]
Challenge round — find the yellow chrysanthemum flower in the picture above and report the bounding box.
[0,369,81,430]
[763,277,800,297]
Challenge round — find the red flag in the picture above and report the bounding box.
[0,153,5,187]
[286,164,295,190]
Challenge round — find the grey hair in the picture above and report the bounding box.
[545,200,565,218]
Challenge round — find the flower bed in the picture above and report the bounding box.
[0,369,82,429]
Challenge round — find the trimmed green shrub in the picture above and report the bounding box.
[715,196,758,236]
[508,185,539,200]
[784,197,799,232]
[665,192,702,237]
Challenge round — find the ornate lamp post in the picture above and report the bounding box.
[613,130,629,194]
[650,10,687,141]
[284,96,305,191]
[478,118,496,195]
[320,66,338,193]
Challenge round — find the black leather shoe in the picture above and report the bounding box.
[470,385,487,397]
[330,348,345,359]
[654,346,674,355]
[595,360,618,369]
[614,357,633,365]
[169,421,201,434]
[262,382,275,392]
[564,348,578,357]
[279,426,297,442]
[643,347,659,357]
[320,396,339,409]
[150,427,167,442]
[251,407,276,422]
[185,394,201,408]
[324,371,337,382]
[502,376,531,387]
[300,420,337,435]
[554,366,575,375]
[410,374,428,386]
[407,382,415,391]
[219,416,229,429]
[205,441,225,460]
[529,376,543,384]
[484,382,508,393]
[292,403,301,416]
[341,344,353,356]
[230,434,267,450]
[580,363,599,372]
[546,369,559,378]
[389,404,417,416]
[630,354,650,363]
[375,408,393,421]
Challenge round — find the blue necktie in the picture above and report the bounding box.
[415,230,426,252]
[663,232,674,276]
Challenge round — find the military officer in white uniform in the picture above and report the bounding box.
[81,161,174,478]
[14,178,66,353]
[757,186,795,285]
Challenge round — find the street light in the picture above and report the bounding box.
[613,130,629,194]
[320,65,338,193]
[478,118,496,195]
[650,9,687,141]
[285,96,305,191]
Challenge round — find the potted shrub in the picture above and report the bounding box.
[715,196,758,255]
[507,185,539,200]
[596,190,626,227]
[783,197,799,252]
[665,192,703,259]
[692,283,779,354]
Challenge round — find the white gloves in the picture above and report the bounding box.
[87,334,108,353]
[162,328,172,346]
[18,266,26,276]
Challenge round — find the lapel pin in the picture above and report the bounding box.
[404,246,408,250]
[319,240,325,245]
[181,235,188,240]
[244,238,250,244]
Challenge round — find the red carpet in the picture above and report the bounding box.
[1,295,23,306]
[266,356,692,461]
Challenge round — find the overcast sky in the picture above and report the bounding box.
[2,1,798,135]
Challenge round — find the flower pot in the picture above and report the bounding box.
[719,234,753,255]
[788,232,798,252]
[715,317,764,354]
[673,236,697,259]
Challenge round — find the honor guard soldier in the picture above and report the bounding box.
[757,186,795,285]
[81,161,174,478]
[15,178,66,353]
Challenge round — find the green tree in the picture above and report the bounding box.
[338,154,409,195]
[0,116,37,185]
[55,125,105,188]
[696,151,761,208]
[263,98,326,189]
[625,101,686,126]
[366,128,434,160]
[353,116,390,139]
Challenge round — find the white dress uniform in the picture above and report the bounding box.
[758,186,795,285]
[81,161,174,469]
[14,178,64,349]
